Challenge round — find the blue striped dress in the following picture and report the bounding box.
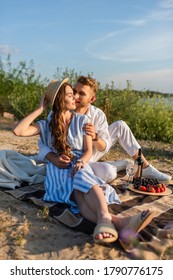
[38,113,121,213]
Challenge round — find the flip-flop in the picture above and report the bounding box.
[93,222,118,244]
[119,210,157,251]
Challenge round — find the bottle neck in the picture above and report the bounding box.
[136,148,143,177]
[136,157,143,166]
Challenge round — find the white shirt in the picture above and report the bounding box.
[37,104,111,162]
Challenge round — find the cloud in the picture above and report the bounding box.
[159,0,173,8]
[85,0,173,62]
[91,19,146,26]
[85,29,128,60]
[149,9,173,21]
[0,45,18,56]
[102,68,173,93]
[116,31,173,62]
[149,0,173,20]
[86,0,173,63]
[86,29,173,62]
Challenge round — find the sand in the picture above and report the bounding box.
[0,116,173,260]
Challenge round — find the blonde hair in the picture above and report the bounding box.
[49,83,73,158]
[77,76,98,96]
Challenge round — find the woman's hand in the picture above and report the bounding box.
[70,162,84,177]
[38,94,49,113]
[13,96,48,136]
[51,153,71,168]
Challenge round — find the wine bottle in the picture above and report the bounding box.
[136,148,143,178]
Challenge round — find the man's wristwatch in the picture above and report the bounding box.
[92,133,99,141]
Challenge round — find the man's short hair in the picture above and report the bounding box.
[77,76,98,95]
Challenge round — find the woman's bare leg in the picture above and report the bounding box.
[73,184,155,243]
[73,189,97,222]
[73,185,115,240]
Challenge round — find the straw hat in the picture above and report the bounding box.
[44,78,68,106]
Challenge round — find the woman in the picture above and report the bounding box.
[13,78,156,246]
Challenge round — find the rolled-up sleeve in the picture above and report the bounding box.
[38,139,53,162]
[37,120,53,162]
[87,106,111,154]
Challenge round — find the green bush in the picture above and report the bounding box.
[0,55,49,119]
[94,81,140,124]
[127,98,173,143]
[0,55,173,144]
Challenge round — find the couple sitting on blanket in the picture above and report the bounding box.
[13,76,171,246]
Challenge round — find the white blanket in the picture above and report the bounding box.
[0,150,46,189]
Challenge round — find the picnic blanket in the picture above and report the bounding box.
[0,149,173,259]
[2,175,173,259]
[0,150,46,189]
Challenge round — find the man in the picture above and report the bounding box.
[38,76,171,182]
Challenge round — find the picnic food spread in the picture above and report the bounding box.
[133,177,166,193]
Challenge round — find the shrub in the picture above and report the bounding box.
[0,55,173,144]
[94,81,140,124]
[128,97,173,143]
[0,56,49,119]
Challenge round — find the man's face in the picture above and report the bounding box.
[73,82,96,109]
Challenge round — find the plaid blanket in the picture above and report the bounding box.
[3,172,173,260]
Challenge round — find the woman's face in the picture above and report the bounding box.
[64,85,76,110]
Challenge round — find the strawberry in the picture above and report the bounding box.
[148,186,156,193]
[139,186,147,192]
[161,184,166,191]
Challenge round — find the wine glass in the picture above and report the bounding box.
[125,163,138,188]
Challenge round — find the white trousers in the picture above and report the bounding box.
[90,120,141,182]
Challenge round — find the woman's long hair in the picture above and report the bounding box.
[49,83,73,158]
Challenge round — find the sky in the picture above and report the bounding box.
[0,0,173,93]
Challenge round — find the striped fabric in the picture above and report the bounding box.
[44,162,121,213]
[37,104,112,162]
[38,113,121,213]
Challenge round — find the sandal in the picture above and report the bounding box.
[93,222,118,244]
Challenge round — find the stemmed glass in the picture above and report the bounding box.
[125,162,138,189]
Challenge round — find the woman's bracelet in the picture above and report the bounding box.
[76,159,85,166]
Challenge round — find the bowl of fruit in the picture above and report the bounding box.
[128,178,172,196]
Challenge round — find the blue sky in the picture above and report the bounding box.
[0,0,173,93]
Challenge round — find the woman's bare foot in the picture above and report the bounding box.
[93,215,118,243]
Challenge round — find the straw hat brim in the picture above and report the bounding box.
[44,77,68,106]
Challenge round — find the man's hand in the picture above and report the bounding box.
[83,122,106,151]
[46,153,71,168]
[83,122,97,140]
